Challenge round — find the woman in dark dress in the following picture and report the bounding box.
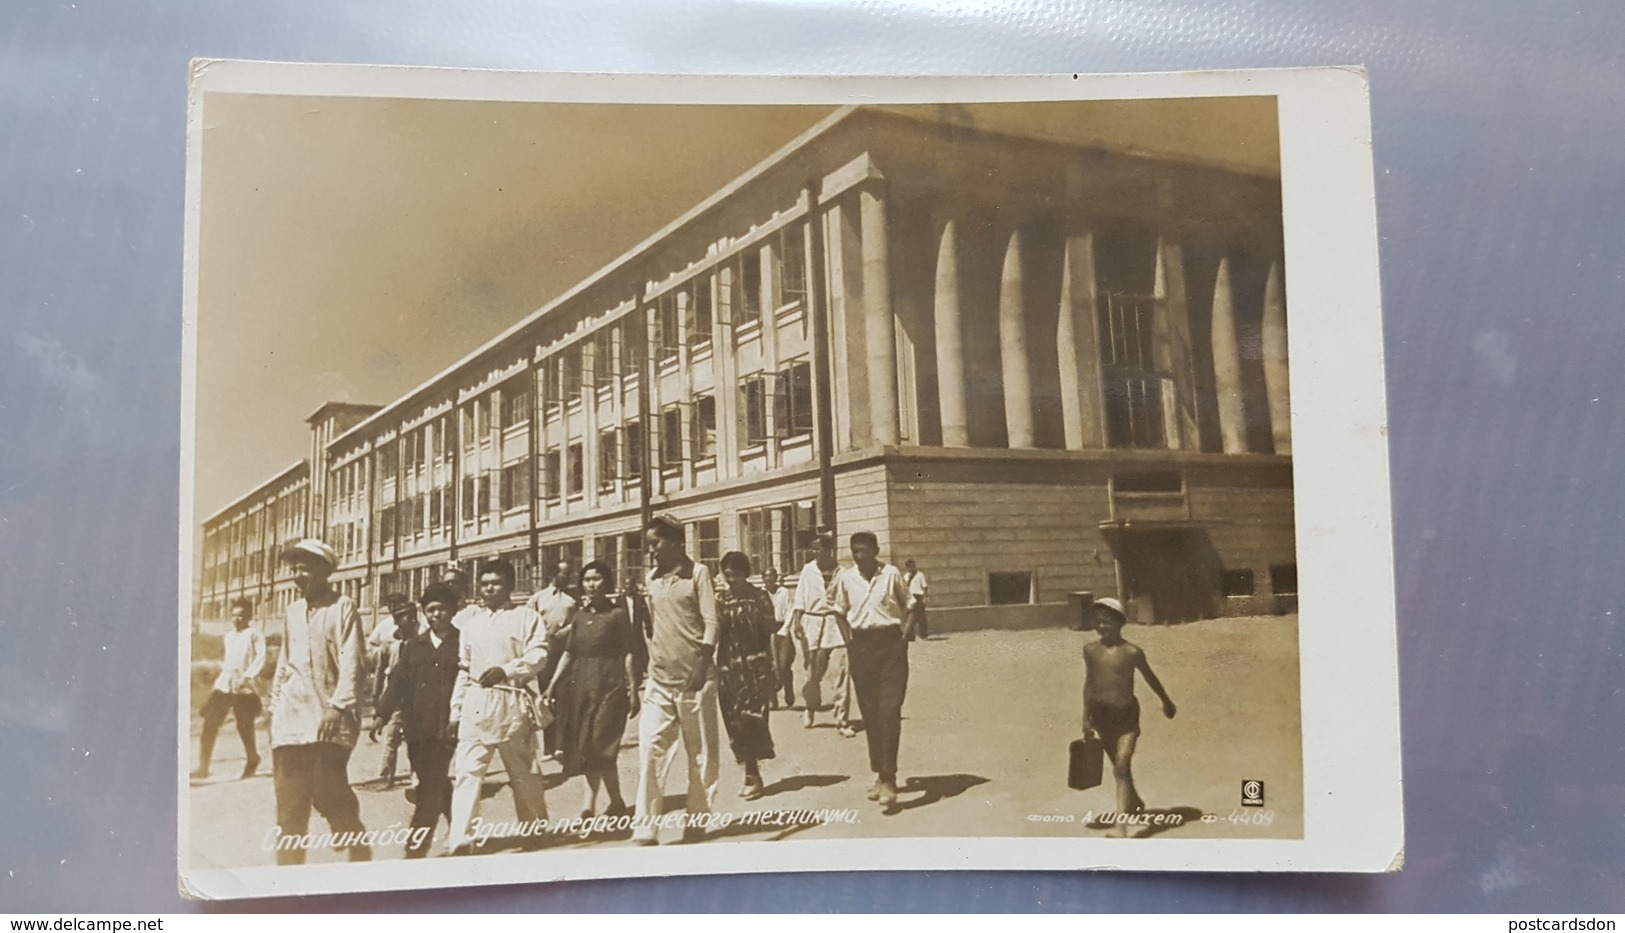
[716,550,779,799]
[542,560,639,818]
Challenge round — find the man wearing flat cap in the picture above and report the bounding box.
[267,538,371,864]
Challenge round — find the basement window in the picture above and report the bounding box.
[1221,569,1255,597]
[988,571,1034,605]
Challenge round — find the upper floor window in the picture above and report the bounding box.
[543,449,562,502]
[561,346,583,401]
[774,223,807,310]
[592,329,616,389]
[619,316,646,377]
[739,249,763,321]
[541,356,562,410]
[660,406,684,468]
[1099,292,1171,450]
[567,443,585,497]
[501,381,532,427]
[687,278,713,352]
[656,293,682,363]
[500,461,531,511]
[623,425,644,481]
[692,395,718,461]
[598,429,619,492]
[739,359,814,446]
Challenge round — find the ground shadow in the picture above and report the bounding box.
[885,773,990,815]
[758,773,848,799]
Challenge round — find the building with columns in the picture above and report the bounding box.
[195,104,1296,629]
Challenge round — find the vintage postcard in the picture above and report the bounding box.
[179,63,1401,899]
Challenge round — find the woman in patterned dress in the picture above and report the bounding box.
[542,560,639,818]
[716,550,779,799]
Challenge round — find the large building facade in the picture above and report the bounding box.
[196,106,1297,630]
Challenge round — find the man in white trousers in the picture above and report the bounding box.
[632,514,721,846]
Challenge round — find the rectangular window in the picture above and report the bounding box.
[1099,292,1169,449]
[1270,564,1298,596]
[378,444,398,481]
[475,398,491,438]
[624,425,644,481]
[543,449,562,501]
[740,250,763,320]
[620,316,646,376]
[660,406,684,467]
[989,571,1034,605]
[779,359,814,437]
[598,429,618,491]
[687,278,713,352]
[502,382,532,426]
[378,505,396,544]
[657,293,682,362]
[776,223,807,308]
[692,396,717,461]
[461,476,476,521]
[1222,569,1256,597]
[593,329,616,388]
[740,375,768,446]
[429,488,443,533]
[567,443,585,496]
[475,472,491,516]
[695,518,721,576]
[541,356,562,410]
[562,346,582,401]
[501,462,531,511]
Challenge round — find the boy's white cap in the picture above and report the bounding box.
[1093,596,1127,621]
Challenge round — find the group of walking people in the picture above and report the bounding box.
[194,517,925,861]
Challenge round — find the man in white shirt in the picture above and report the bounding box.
[902,560,929,642]
[633,515,721,846]
[446,558,551,854]
[829,530,912,807]
[763,567,795,709]
[268,539,371,864]
[192,597,266,780]
[779,532,853,735]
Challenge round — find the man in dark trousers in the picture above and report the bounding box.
[829,531,912,808]
[192,597,266,780]
[267,538,370,863]
[372,582,462,858]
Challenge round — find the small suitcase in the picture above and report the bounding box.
[1068,735,1104,790]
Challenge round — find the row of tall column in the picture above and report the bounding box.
[853,185,1292,456]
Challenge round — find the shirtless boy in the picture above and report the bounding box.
[1083,597,1177,823]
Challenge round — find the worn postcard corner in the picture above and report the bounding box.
[179,62,1400,898]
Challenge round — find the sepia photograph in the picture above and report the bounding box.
[179,64,1399,898]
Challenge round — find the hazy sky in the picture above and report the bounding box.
[193,92,1278,520]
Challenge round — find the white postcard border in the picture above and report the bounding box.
[179,61,1400,898]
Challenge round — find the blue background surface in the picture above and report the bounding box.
[2,0,1623,912]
